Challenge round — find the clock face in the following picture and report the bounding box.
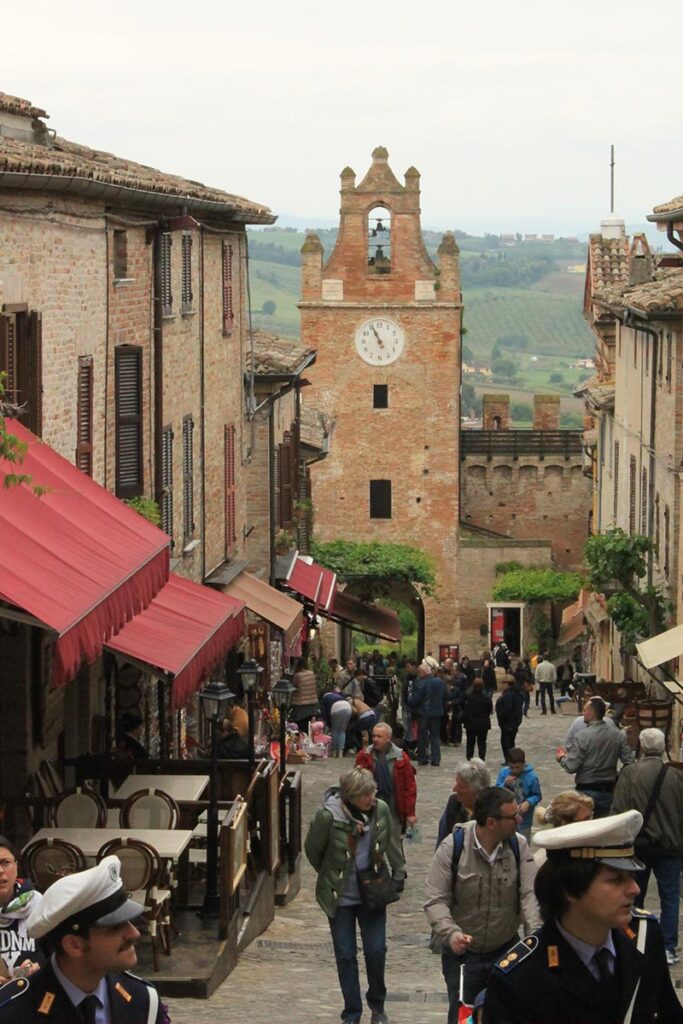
[355,318,405,365]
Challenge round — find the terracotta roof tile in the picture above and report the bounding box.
[588,234,630,293]
[595,267,683,315]
[246,329,316,376]
[0,92,48,120]
[300,404,334,450]
[651,194,683,217]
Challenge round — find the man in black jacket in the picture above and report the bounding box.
[0,856,167,1022]
[495,676,524,763]
[483,810,683,1024]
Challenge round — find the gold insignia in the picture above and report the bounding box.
[526,938,534,946]
[626,927,636,940]
[508,953,518,961]
[38,992,55,1015]
[16,980,26,989]
[548,945,559,968]
[115,982,132,1003]
[500,959,510,967]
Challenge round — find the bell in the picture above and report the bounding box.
[376,220,384,232]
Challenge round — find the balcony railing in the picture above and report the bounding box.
[460,429,583,460]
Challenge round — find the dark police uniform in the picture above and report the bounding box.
[483,910,683,1024]
[0,961,165,1022]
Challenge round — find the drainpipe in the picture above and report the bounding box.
[199,226,206,581]
[666,222,683,253]
[152,230,164,523]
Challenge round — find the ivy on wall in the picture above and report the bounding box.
[312,540,436,598]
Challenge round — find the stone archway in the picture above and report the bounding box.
[341,578,426,662]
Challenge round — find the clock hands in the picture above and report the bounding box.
[371,324,385,348]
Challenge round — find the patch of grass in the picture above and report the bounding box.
[463,287,594,358]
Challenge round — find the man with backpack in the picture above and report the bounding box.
[424,787,540,1023]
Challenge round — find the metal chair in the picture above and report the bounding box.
[53,785,107,828]
[120,788,180,830]
[96,838,171,971]
[22,838,87,890]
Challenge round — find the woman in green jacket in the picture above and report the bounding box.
[305,767,394,1024]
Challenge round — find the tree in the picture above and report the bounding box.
[493,567,585,651]
[583,529,671,647]
[262,299,277,315]
[311,540,436,598]
[461,381,480,417]
[462,344,474,364]
[510,401,532,423]
[549,371,564,384]
[0,374,43,492]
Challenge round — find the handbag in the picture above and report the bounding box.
[633,764,670,866]
[347,834,399,911]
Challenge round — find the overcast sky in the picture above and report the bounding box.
[4,0,683,235]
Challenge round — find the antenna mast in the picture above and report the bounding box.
[610,144,615,214]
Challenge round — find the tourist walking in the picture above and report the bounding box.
[495,676,524,762]
[408,663,448,766]
[290,657,319,733]
[481,656,497,698]
[555,695,635,816]
[494,748,542,840]
[355,723,417,890]
[534,653,557,715]
[424,787,540,1022]
[461,678,493,760]
[612,727,683,965]
[436,759,491,845]
[305,768,394,1024]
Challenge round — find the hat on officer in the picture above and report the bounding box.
[27,855,144,939]
[534,809,644,870]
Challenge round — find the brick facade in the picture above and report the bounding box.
[299,148,461,652]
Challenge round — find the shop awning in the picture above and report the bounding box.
[0,421,169,687]
[221,571,304,648]
[558,591,590,646]
[105,574,245,707]
[280,555,336,612]
[327,590,401,643]
[636,623,683,670]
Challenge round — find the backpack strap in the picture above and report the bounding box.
[451,825,521,909]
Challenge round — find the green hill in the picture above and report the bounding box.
[463,286,593,358]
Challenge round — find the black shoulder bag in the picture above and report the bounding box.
[348,831,399,911]
[633,764,669,866]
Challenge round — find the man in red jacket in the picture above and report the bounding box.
[355,723,417,889]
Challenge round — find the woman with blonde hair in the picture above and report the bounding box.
[532,790,594,865]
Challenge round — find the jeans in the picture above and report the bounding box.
[500,725,518,761]
[522,690,530,716]
[417,714,442,765]
[329,903,387,1022]
[636,855,681,952]
[539,682,555,713]
[465,727,487,760]
[331,704,353,754]
[441,938,516,1021]
[577,786,613,818]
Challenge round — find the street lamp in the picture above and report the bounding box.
[197,679,235,917]
[237,658,264,775]
[271,677,296,776]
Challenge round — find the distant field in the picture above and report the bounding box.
[462,286,594,358]
[249,261,301,337]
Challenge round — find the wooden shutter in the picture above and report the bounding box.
[115,346,143,498]
[181,233,193,311]
[279,431,293,529]
[182,415,194,541]
[628,456,636,534]
[640,467,648,534]
[76,356,94,476]
[0,314,18,403]
[273,446,281,527]
[655,494,661,562]
[225,423,236,554]
[222,241,234,332]
[612,441,619,522]
[0,310,42,435]
[161,425,174,541]
[664,505,670,576]
[161,233,173,316]
[370,479,392,519]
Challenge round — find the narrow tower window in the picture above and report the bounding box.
[373,384,388,409]
[368,206,391,273]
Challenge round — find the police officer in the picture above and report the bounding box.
[0,855,167,1022]
[483,810,683,1023]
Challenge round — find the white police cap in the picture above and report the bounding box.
[534,809,645,870]
[27,855,144,939]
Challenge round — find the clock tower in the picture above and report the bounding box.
[299,147,462,652]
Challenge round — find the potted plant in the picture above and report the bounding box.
[274,528,294,555]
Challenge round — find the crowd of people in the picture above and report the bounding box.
[303,647,683,1024]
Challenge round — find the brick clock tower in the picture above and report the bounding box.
[299,147,461,653]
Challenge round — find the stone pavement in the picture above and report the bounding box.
[165,706,683,1023]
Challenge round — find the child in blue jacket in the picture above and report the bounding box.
[495,747,541,839]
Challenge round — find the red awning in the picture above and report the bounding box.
[281,556,337,611]
[327,590,401,643]
[105,574,245,707]
[0,420,169,686]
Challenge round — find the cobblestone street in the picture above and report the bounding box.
[166,709,683,1023]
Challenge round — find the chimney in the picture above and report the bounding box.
[300,232,324,300]
[483,394,510,431]
[600,216,626,240]
[533,394,561,430]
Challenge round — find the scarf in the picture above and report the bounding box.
[373,751,393,803]
[0,887,40,927]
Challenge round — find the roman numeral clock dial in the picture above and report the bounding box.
[355,318,405,365]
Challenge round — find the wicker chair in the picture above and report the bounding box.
[22,838,86,890]
[96,838,171,970]
[53,786,107,828]
[120,788,180,830]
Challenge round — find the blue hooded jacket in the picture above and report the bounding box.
[495,762,542,833]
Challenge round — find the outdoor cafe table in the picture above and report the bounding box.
[26,827,194,863]
[112,773,210,803]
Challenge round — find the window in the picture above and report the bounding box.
[370,479,392,519]
[181,233,193,312]
[666,331,672,385]
[0,308,42,436]
[633,332,638,369]
[640,467,648,534]
[655,494,660,563]
[76,356,93,476]
[182,415,194,543]
[225,424,236,554]
[222,241,234,332]
[368,206,391,273]
[113,230,128,279]
[664,504,670,577]
[160,232,172,316]
[612,441,619,522]
[373,384,388,409]
[161,425,174,542]
[115,346,142,498]
[658,330,663,379]
[279,430,295,530]
[628,456,636,534]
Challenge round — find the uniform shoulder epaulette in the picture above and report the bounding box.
[631,906,656,920]
[122,970,154,988]
[0,977,31,1009]
[494,935,539,973]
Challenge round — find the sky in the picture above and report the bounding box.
[4,0,683,235]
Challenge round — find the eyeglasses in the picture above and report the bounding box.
[0,859,16,871]
[495,813,522,822]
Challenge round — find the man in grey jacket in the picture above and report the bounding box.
[555,695,634,817]
[424,787,540,1021]
[612,727,683,965]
